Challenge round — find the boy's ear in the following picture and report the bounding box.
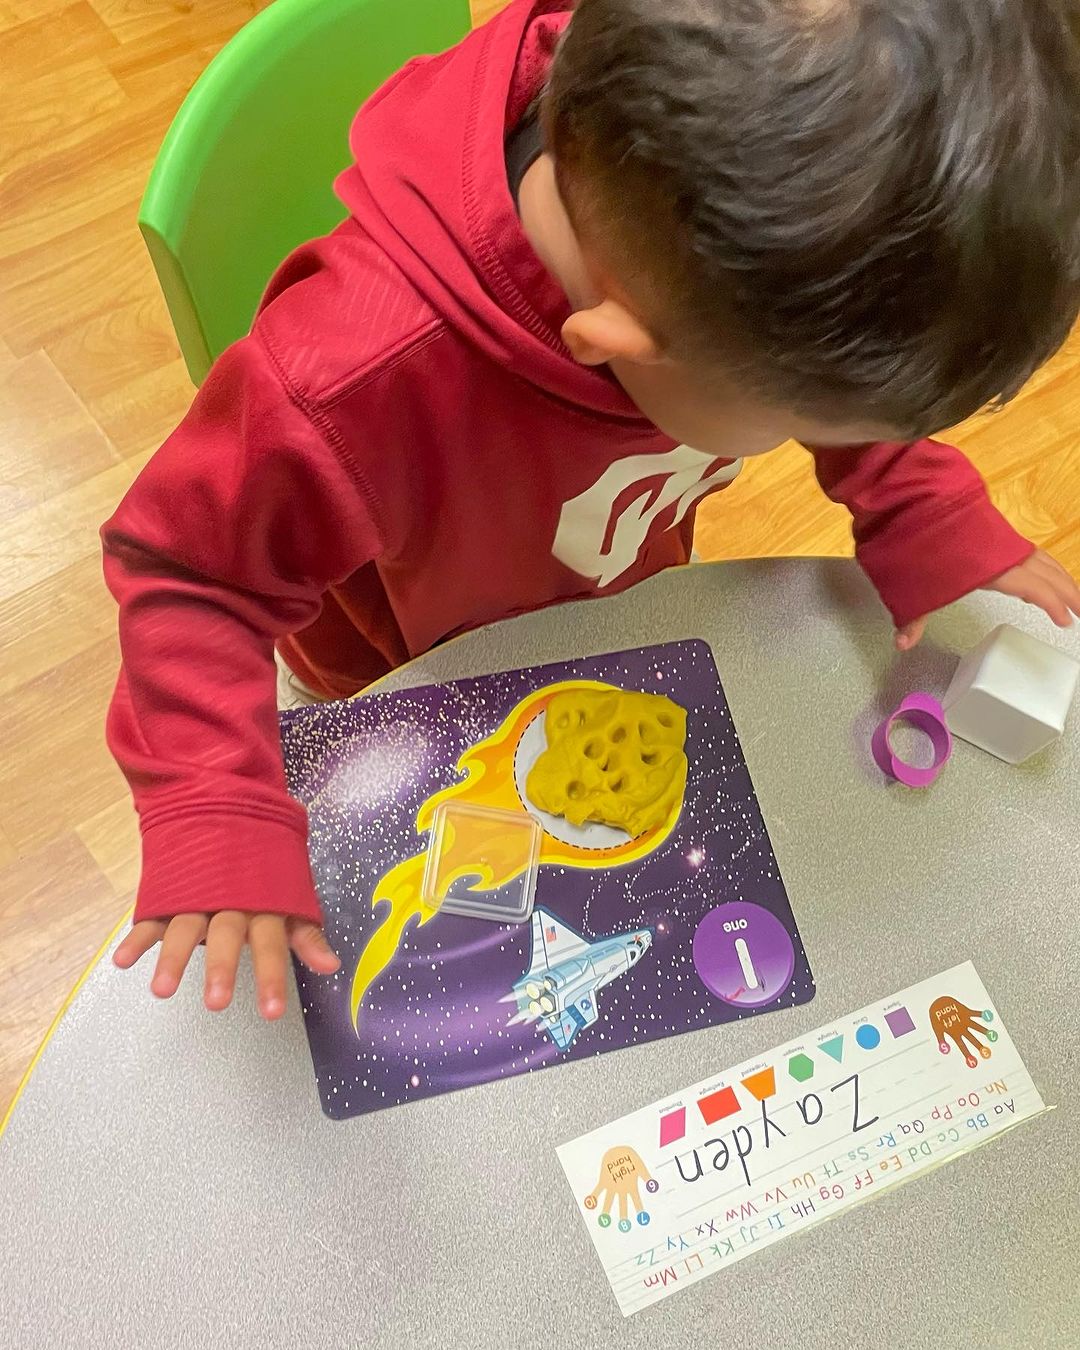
[562,299,666,367]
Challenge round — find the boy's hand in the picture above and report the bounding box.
[113,912,340,1018]
[895,548,1080,651]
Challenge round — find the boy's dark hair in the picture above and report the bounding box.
[546,0,1080,435]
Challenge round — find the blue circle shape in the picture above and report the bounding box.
[618,1218,632,1233]
[856,1023,881,1050]
[637,1211,651,1226]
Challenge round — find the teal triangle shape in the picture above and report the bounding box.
[820,1035,844,1063]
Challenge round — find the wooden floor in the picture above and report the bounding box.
[2,0,1078,1119]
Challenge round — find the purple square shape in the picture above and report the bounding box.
[885,1006,916,1038]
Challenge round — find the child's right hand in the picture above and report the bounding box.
[894,547,1080,650]
[113,911,340,1018]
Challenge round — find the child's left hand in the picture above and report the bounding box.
[895,548,1080,650]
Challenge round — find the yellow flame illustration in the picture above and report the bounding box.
[350,680,685,1029]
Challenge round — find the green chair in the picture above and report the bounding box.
[140,0,474,386]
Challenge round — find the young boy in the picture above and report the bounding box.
[104,0,1080,1017]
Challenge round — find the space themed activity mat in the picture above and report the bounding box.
[280,641,815,1119]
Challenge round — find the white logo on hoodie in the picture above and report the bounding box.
[552,445,742,587]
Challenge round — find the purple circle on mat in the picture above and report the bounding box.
[692,902,796,1008]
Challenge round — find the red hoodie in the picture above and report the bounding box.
[103,0,1032,926]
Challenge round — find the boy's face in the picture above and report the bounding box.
[606,350,904,460]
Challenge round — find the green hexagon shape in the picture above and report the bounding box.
[788,1053,815,1083]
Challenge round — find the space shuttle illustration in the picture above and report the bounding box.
[503,907,653,1051]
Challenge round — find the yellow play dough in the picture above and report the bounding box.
[526,687,688,836]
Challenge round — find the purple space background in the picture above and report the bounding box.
[281,641,814,1119]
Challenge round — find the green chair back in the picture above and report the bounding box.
[140,0,473,385]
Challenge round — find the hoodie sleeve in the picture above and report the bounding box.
[810,438,1034,627]
[102,336,382,926]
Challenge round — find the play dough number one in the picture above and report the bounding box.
[526,688,688,837]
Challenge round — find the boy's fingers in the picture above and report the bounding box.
[1031,549,1076,592]
[894,616,926,651]
[113,920,167,969]
[288,921,341,975]
[995,573,1072,626]
[249,914,289,1020]
[203,911,249,1011]
[151,914,209,998]
[994,555,1078,624]
[1039,598,1073,628]
[1028,566,1077,624]
[1047,565,1080,617]
[1027,582,1073,627]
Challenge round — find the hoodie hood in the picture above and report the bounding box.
[335,0,649,424]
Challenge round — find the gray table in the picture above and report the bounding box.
[2,560,1078,1350]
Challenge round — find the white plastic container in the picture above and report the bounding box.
[943,623,1079,764]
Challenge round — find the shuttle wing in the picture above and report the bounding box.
[524,907,592,978]
[546,992,600,1050]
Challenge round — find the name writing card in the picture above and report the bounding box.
[556,963,1046,1317]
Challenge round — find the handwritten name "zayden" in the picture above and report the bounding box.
[673,1073,879,1189]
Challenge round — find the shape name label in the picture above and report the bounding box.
[556,963,1046,1317]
